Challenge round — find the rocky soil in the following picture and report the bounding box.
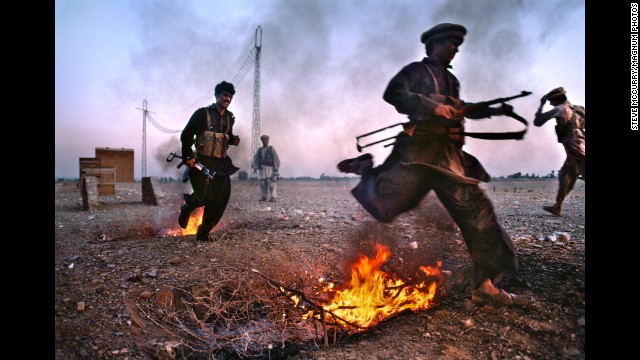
[54,177,585,359]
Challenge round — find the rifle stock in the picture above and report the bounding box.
[166,152,216,180]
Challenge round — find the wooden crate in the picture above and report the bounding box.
[81,167,116,195]
[79,157,101,180]
[97,183,116,195]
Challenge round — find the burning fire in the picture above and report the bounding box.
[181,207,203,235]
[318,244,442,329]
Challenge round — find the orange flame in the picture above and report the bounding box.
[181,207,203,235]
[321,243,442,329]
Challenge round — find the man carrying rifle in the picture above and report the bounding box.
[337,23,534,306]
[178,81,241,241]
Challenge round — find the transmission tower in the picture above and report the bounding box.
[135,99,156,178]
[251,26,262,184]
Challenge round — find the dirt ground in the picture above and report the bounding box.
[54,177,585,359]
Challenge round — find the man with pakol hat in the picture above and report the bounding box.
[178,80,242,241]
[252,134,281,202]
[534,87,585,216]
[337,22,535,307]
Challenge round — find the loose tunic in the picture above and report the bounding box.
[350,57,519,288]
[252,145,281,199]
[534,100,585,201]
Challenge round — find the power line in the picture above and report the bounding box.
[146,113,181,133]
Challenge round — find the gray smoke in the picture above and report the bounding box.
[108,0,584,179]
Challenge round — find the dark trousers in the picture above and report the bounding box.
[351,147,518,289]
[187,171,231,236]
[556,133,585,205]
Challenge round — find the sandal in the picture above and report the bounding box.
[472,289,535,306]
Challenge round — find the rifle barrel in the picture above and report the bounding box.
[355,122,405,139]
[488,91,532,105]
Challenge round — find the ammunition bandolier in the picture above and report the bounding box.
[180,105,240,239]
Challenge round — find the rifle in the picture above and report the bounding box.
[457,90,532,117]
[166,152,216,180]
[355,91,532,152]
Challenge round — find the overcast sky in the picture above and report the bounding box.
[55,0,585,180]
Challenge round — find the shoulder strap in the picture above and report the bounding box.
[450,110,529,140]
[424,64,440,95]
[205,108,212,130]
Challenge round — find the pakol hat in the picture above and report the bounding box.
[544,87,566,100]
[214,81,235,96]
[421,23,467,45]
[260,135,269,140]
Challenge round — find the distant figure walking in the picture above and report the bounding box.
[533,87,585,217]
[252,135,281,202]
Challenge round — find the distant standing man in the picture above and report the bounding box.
[252,135,281,202]
[533,87,585,217]
[178,81,241,241]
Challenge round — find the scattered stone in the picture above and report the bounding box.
[169,257,181,265]
[55,180,584,358]
[562,348,581,356]
[554,232,571,243]
[77,349,89,358]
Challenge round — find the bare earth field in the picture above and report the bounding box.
[54,178,585,359]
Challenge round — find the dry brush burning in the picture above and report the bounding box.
[316,243,443,329]
[262,243,444,334]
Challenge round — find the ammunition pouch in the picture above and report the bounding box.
[196,131,229,158]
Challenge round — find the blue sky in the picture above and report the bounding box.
[55,0,585,180]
